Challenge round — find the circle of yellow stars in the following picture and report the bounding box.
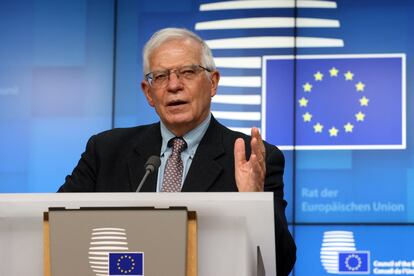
[299,67,369,137]
[117,255,136,274]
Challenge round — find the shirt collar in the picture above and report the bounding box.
[160,113,211,156]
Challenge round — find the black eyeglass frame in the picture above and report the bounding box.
[144,64,212,86]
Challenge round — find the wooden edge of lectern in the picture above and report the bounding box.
[43,212,51,276]
[43,210,197,276]
[187,211,197,276]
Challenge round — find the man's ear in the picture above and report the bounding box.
[141,80,155,107]
[209,70,220,97]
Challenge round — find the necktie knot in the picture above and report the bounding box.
[170,137,187,155]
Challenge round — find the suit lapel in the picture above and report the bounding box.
[182,117,225,192]
[127,123,162,192]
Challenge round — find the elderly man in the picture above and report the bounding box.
[59,28,296,275]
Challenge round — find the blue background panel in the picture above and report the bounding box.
[294,0,414,223]
[0,0,114,192]
[295,225,414,276]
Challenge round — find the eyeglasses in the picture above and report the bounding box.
[145,64,211,88]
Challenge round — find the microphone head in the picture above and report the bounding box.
[145,155,161,173]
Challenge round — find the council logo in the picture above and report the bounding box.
[320,231,370,274]
[88,227,144,276]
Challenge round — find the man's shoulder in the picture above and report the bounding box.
[87,122,161,151]
[94,123,159,139]
[208,116,247,139]
[212,118,279,151]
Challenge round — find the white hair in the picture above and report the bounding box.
[142,28,216,76]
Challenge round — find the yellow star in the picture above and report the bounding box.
[314,71,324,81]
[298,97,309,107]
[329,67,339,77]
[303,82,312,92]
[355,111,366,122]
[359,96,369,106]
[303,112,312,122]
[313,123,323,133]
[344,70,354,81]
[355,81,365,92]
[344,122,354,133]
[329,127,339,137]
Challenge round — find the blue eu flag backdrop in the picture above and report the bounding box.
[263,54,405,150]
[109,252,143,276]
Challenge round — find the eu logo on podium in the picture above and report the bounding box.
[109,252,144,276]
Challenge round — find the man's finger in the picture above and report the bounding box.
[249,154,265,191]
[251,127,265,153]
[250,129,266,178]
[251,135,266,165]
[250,127,260,141]
[234,138,246,164]
[251,153,265,177]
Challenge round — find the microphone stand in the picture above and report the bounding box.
[136,169,151,192]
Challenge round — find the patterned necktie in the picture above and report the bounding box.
[161,137,187,192]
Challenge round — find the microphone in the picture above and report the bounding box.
[136,155,161,192]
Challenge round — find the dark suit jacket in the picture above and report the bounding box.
[58,117,296,275]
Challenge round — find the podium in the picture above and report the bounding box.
[0,193,276,276]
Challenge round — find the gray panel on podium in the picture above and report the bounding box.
[47,208,188,275]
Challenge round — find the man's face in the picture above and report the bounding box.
[141,39,219,136]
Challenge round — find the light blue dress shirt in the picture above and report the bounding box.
[156,113,211,192]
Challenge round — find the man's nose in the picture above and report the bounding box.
[166,72,183,91]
